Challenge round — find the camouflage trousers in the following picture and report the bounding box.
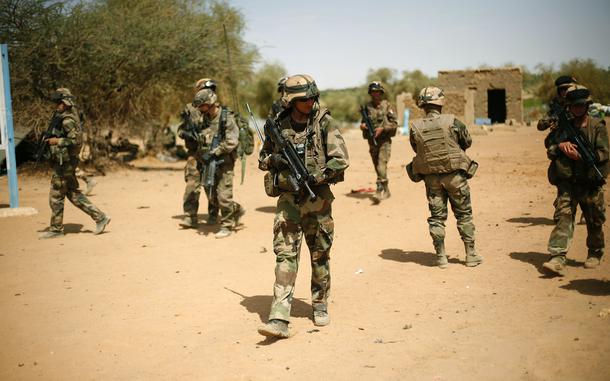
[48,169,105,232]
[423,171,475,245]
[548,182,605,257]
[268,185,335,322]
[369,141,391,186]
[183,156,218,220]
[202,157,242,229]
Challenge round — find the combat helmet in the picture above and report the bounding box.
[417,86,445,107]
[195,78,217,92]
[51,88,76,107]
[368,81,385,94]
[192,88,218,107]
[565,84,592,106]
[277,76,288,93]
[282,74,320,105]
[554,75,577,89]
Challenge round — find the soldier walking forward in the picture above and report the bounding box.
[191,89,245,239]
[257,74,349,338]
[542,85,608,276]
[178,78,219,228]
[39,88,110,239]
[406,86,482,268]
[359,81,398,203]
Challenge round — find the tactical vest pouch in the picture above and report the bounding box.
[406,161,423,182]
[264,171,281,197]
[465,160,478,179]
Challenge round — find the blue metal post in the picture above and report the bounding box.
[1,44,19,208]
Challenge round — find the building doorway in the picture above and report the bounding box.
[487,89,506,123]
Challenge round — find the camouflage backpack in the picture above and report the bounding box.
[236,113,254,157]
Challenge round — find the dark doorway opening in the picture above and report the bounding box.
[487,89,506,123]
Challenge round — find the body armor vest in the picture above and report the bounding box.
[411,114,471,175]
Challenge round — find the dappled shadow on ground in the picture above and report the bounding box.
[255,206,276,214]
[379,248,460,267]
[560,279,610,296]
[506,216,554,226]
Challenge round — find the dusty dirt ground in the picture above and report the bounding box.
[1,124,610,381]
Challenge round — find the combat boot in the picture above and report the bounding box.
[206,215,217,225]
[434,241,448,269]
[584,250,603,269]
[371,183,384,204]
[382,183,391,200]
[313,310,330,326]
[94,215,111,235]
[39,230,64,239]
[258,319,290,339]
[179,215,198,229]
[464,242,483,267]
[234,205,246,227]
[215,227,232,239]
[542,255,567,276]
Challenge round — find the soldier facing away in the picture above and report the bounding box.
[542,85,608,276]
[360,81,398,203]
[178,78,218,228]
[407,86,482,268]
[39,88,110,239]
[191,88,245,239]
[257,74,349,339]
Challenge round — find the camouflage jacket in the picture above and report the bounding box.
[200,106,239,161]
[361,100,398,145]
[547,116,609,184]
[48,108,83,168]
[259,107,349,186]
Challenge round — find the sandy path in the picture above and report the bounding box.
[1,125,609,380]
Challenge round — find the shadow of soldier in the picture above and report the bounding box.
[506,216,555,226]
[560,279,610,296]
[509,251,583,276]
[379,248,460,267]
[224,287,311,322]
[255,206,276,214]
[171,213,219,236]
[64,223,85,234]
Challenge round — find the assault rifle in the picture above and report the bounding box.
[555,106,605,183]
[202,108,227,195]
[264,118,316,200]
[34,112,62,167]
[245,103,316,200]
[360,105,377,146]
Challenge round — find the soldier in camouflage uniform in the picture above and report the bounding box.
[407,86,482,268]
[537,76,577,133]
[39,88,110,239]
[360,81,398,203]
[178,78,218,228]
[257,74,349,339]
[267,76,288,119]
[542,85,608,276]
[191,89,245,239]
